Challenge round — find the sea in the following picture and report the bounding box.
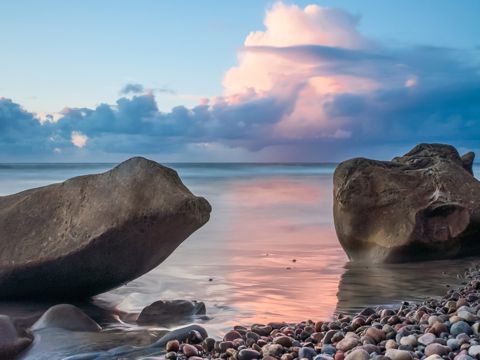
[0,162,479,358]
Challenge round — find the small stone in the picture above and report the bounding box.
[385,339,398,349]
[385,349,414,360]
[299,346,317,360]
[315,355,334,360]
[418,333,436,346]
[166,351,177,360]
[458,310,477,323]
[468,345,480,357]
[182,344,198,357]
[219,341,234,353]
[203,337,215,352]
[224,330,243,342]
[252,324,273,336]
[336,337,359,352]
[274,336,293,348]
[262,343,284,358]
[166,340,180,352]
[451,321,473,337]
[365,327,385,343]
[447,339,460,351]
[424,355,443,360]
[281,354,294,360]
[429,322,448,336]
[322,344,336,356]
[344,349,369,360]
[425,343,450,357]
[400,335,417,347]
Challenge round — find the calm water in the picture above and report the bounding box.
[1,162,479,358]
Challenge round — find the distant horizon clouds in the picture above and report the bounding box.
[1,2,479,162]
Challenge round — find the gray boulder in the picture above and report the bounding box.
[333,143,480,262]
[0,157,211,299]
[0,315,32,359]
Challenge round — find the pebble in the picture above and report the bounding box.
[262,343,284,358]
[166,340,180,352]
[418,333,436,346]
[468,345,480,357]
[182,344,198,357]
[385,349,413,360]
[299,346,317,360]
[274,336,293,348]
[223,330,243,342]
[237,349,261,360]
[365,328,386,343]
[451,321,473,337]
[344,349,369,360]
[425,343,450,357]
[336,337,359,352]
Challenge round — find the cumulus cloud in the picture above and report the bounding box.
[1,2,479,161]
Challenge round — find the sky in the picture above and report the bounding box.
[1,0,479,162]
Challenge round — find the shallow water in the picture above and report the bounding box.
[1,162,479,358]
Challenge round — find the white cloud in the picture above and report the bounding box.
[71,131,88,148]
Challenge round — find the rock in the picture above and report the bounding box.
[153,325,208,348]
[137,300,206,326]
[469,346,480,357]
[336,337,359,352]
[262,343,284,358]
[0,315,32,359]
[425,343,450,357]
[458,309,478,323]
[273,336,294,348]
[365,327,385,343]
[425,355,443,360]
[31,304,101,332]
[385,349,414,360]
[298,346,317,360]
[238,349,261,360]
[451,321,473,337]
[182,344,198,357]
[252,324,273,336]
[418,333,436,346]
[333,143,480,262]
[223,330,243,342]
[447,339,460,351]
[166,340,180,352]
[0,157,211,299]
[344,349,369,360]
[399,335,417,347]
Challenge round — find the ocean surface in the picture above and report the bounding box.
[1,162,479,358]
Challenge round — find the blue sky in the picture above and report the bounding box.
[1,1,479,161]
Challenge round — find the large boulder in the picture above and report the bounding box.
[0,157,211,299]
[333,143,480,262]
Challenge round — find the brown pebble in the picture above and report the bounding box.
[182,344,199,357]
[166,340,180,352]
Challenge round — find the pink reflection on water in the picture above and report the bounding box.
[218,177,347,325]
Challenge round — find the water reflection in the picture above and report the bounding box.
[335,258,479,315]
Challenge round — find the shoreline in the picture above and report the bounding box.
[9,263,480,359]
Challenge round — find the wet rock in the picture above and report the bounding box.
[153,325,208,348]
[333,143,480,262]
[274,336,293,348]
[0,157,211,299]
[182,344,198,357]
[166,340,180,352]
[31,304,101,332]
[137,300,206,327]
[252,324,273,336]
[0,315,32,359]
[238,348,261,360]
[223,330,243,342]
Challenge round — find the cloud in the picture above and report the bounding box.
[71,131,88,148]
[1,2,479,161]
[119,83,144,95]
